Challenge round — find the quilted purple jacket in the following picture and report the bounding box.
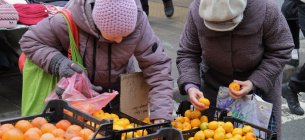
[19,0,174,121]
[177,0,294,139]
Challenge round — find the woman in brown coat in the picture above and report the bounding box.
[176,0,294,139]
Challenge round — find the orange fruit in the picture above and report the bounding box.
[225,133,233,139]
[242,125,253,135]
[136,129,148,136]
[182,122,192,130]
[62,131,78,140]
[78,128,94,139]
[245,132,256,140]
[70,136,85,140]
[184,117,191,123]
[232,128,243,136]
[200,115,208,123]
[67,125,83,135]
[208,121,219,130]
[233,134,243,140]
[40,133,55,140]
[223,122,234,133]
[214,132,225,140]
[175,116,185,124]
[23,130,40,140]
[41,123,57,134]
[15,120,33,133]
[2,129,23,140]
[194,131,205,140]
[198,98,210,106]
[52,128,65,137]
[27,127,42,136]
[215,127,226,134]
[184,110,192,119]
[56,120,72,131]
[203,129,215,138]
[190,110,201,119]
[0,124,14,138]
[31,117,48,129]
[55,137,65,140]
[174,122,183,130]
[190,119,201,128]
[229,82,240,91]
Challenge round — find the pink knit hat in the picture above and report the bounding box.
[0,0,18,28]
[92,0,138,38]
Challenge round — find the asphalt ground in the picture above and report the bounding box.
[1,0,305,139]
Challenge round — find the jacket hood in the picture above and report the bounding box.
[64,0,144,41]
[197,0,266,37]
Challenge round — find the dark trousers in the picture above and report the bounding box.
[289,63,305,92]
[140,0,170,16]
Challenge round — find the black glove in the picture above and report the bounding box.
[49,53,84,78]
[50,54,103,97]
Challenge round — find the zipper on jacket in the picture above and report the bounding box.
[91,38,97,84]
[108,43,112,93]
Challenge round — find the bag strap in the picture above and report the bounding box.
[57,9,86,72]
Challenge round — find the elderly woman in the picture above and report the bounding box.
[176,0,294,139]
[20,0,174,124]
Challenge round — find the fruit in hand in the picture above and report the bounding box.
[198,97,210,106]
[229,81,240,91]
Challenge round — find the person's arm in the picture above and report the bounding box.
[176,4,208,111]
[19,14,70,73]
[134,17,174,121]
[248,1,294,93]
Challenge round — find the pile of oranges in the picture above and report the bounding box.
[91,109,149,140]
[0,116,102,140]
[188,121,258,140]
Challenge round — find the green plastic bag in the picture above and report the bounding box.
[21,9,85,116]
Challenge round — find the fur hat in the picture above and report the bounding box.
[0,0,19,28]
[199,0,247,31]
[92,0,138,38]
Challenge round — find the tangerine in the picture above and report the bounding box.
[2,129,23,140]
[56,119,72,131]
[245,132,256,140]
[78,128,94,139]
[190,119,201,128]
[175,116,185,124]
[194,131,205,140]
[41,123,57,134]
[27,127,42,136]
[190,110,201,119]
[67,125,83,134]
[200,115,208,123]
[184,110,193,119]
[31,117,48,129]
[208,121,219,130]
[229,82,240,91]
[40,133,55,140]
[52,128,65,137]
[223,122,234,133]
[242,125,253,135]
[23,130,40,140]
[15,120,33,133]
[198,98,210,106]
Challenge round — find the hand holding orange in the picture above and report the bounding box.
[198,97,210,106]
[229,81,240,91]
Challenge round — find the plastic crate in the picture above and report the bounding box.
[0,99,113,139]
[97,106,175,140]
[223,117,277,140]
[175,100,228,139]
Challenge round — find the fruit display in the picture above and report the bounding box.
[0,117,102,140]
[90,108,171,140]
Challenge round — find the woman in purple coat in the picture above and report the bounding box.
[19,0,174,124]
[176,0,294,139]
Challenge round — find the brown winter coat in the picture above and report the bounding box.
[176,0,294,139]
[19,0,174,121]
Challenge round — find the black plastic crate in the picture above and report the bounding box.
[97,107,175,140]
[175,100,228,140]
[0,99,113,139]
[223,117,277,140]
